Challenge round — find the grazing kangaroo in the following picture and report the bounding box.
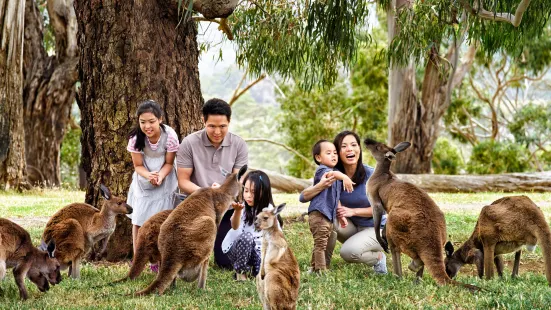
[0,218,62,300]
[445,195,551,285]
[113,209,172,283]
[135,165,248,296]
[255,203,300,310]
[41,184,133,279]
[364,139,479,291]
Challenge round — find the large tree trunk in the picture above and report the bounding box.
[22,0,78,187]
[0,0,27,189]
[75,1,203,261]
[387,3,474,174]
[390,47,448,174]
[387,0,424,173]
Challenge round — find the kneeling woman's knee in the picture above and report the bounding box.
[339,244,361,263]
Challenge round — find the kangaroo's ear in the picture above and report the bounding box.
[220,166,230,177]
[100,184,111,200]
[444,241,454,258]
[47,241,56,258]
[273,203,286,216]
[237,165,248,181]
[393,142,411,153]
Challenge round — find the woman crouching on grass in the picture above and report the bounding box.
[222,170,280,281]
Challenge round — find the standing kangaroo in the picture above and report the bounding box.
[445,195,551,285]
[255,203,300,310]
[364,139,479,291]
[41,184,133,278]
[135,165,248,296]
[0,218,62,300]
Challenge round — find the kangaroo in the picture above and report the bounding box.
[113,209,172,283]
[364,138,479,291]
[134,165,248,296]
[0,218,62,300]
[41,184,133,279]
[445,195,551,285]
[255,203,300,310]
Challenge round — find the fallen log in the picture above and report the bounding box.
[260,170,551,193]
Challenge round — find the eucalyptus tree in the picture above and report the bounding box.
[384,0,551,173]
[0,0,26,189]
[1,0,79,188]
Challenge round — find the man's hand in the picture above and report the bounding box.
[211,182,221,189]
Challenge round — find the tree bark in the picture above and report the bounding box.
[22,0,78,187]
[387,3,474,174]
[0,0,27,190]
[75,0,203,261]
[269,171,551,194]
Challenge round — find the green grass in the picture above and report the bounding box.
[1,190,551,309]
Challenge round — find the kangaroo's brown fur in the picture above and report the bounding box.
[445,195,551,285]
[41,185,132,279]
[364,139,479,291]
[255,204,300,310]
[113,209,172,284]
[0,218,62,300]
[134,165,248,296]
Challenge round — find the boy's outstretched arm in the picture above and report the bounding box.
[329,171,355,193]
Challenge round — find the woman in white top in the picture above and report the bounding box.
[222,170,280,281]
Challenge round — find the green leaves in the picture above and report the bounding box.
[230,0,369,89]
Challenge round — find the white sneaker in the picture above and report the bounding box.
[373,252,388,275]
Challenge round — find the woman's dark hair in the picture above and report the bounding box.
[333,130,366,184]
[128,100,166,152]
[203,98,232,122]
[312,139,330,165]
[242,170,274,226]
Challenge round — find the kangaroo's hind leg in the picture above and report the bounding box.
[197,259,209,289]
[511,250,521,278]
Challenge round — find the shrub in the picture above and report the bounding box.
[432,138,463,175]
[466,141,530,174]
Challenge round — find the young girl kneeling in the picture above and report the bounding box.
[222,170,279,281]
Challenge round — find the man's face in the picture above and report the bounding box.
[203,114,230,146]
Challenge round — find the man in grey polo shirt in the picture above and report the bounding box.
[176,98,248,269]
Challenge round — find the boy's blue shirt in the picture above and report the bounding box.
[307,164,340,221]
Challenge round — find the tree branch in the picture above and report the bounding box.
[244,138,316,169]
[228,72,267,106]
[462,0,532,27]
[193,17,234,40]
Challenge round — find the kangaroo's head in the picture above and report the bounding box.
[100,184,133,215]
[364,138,411,164]
[255,203,286,231]
[444,241,481,278]
[32,241,62,289]
[219,165,248,200]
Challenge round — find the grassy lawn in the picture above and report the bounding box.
[1,190,551,309]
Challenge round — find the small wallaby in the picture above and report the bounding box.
[364,139,479,291]
[134,165,248,296]
[255,203,300,310]
[113,209,172,283]
[0,218,62,300]
[445,195,551,285]
[41,184,133,278]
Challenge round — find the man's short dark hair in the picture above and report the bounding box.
[203,98,232,122]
